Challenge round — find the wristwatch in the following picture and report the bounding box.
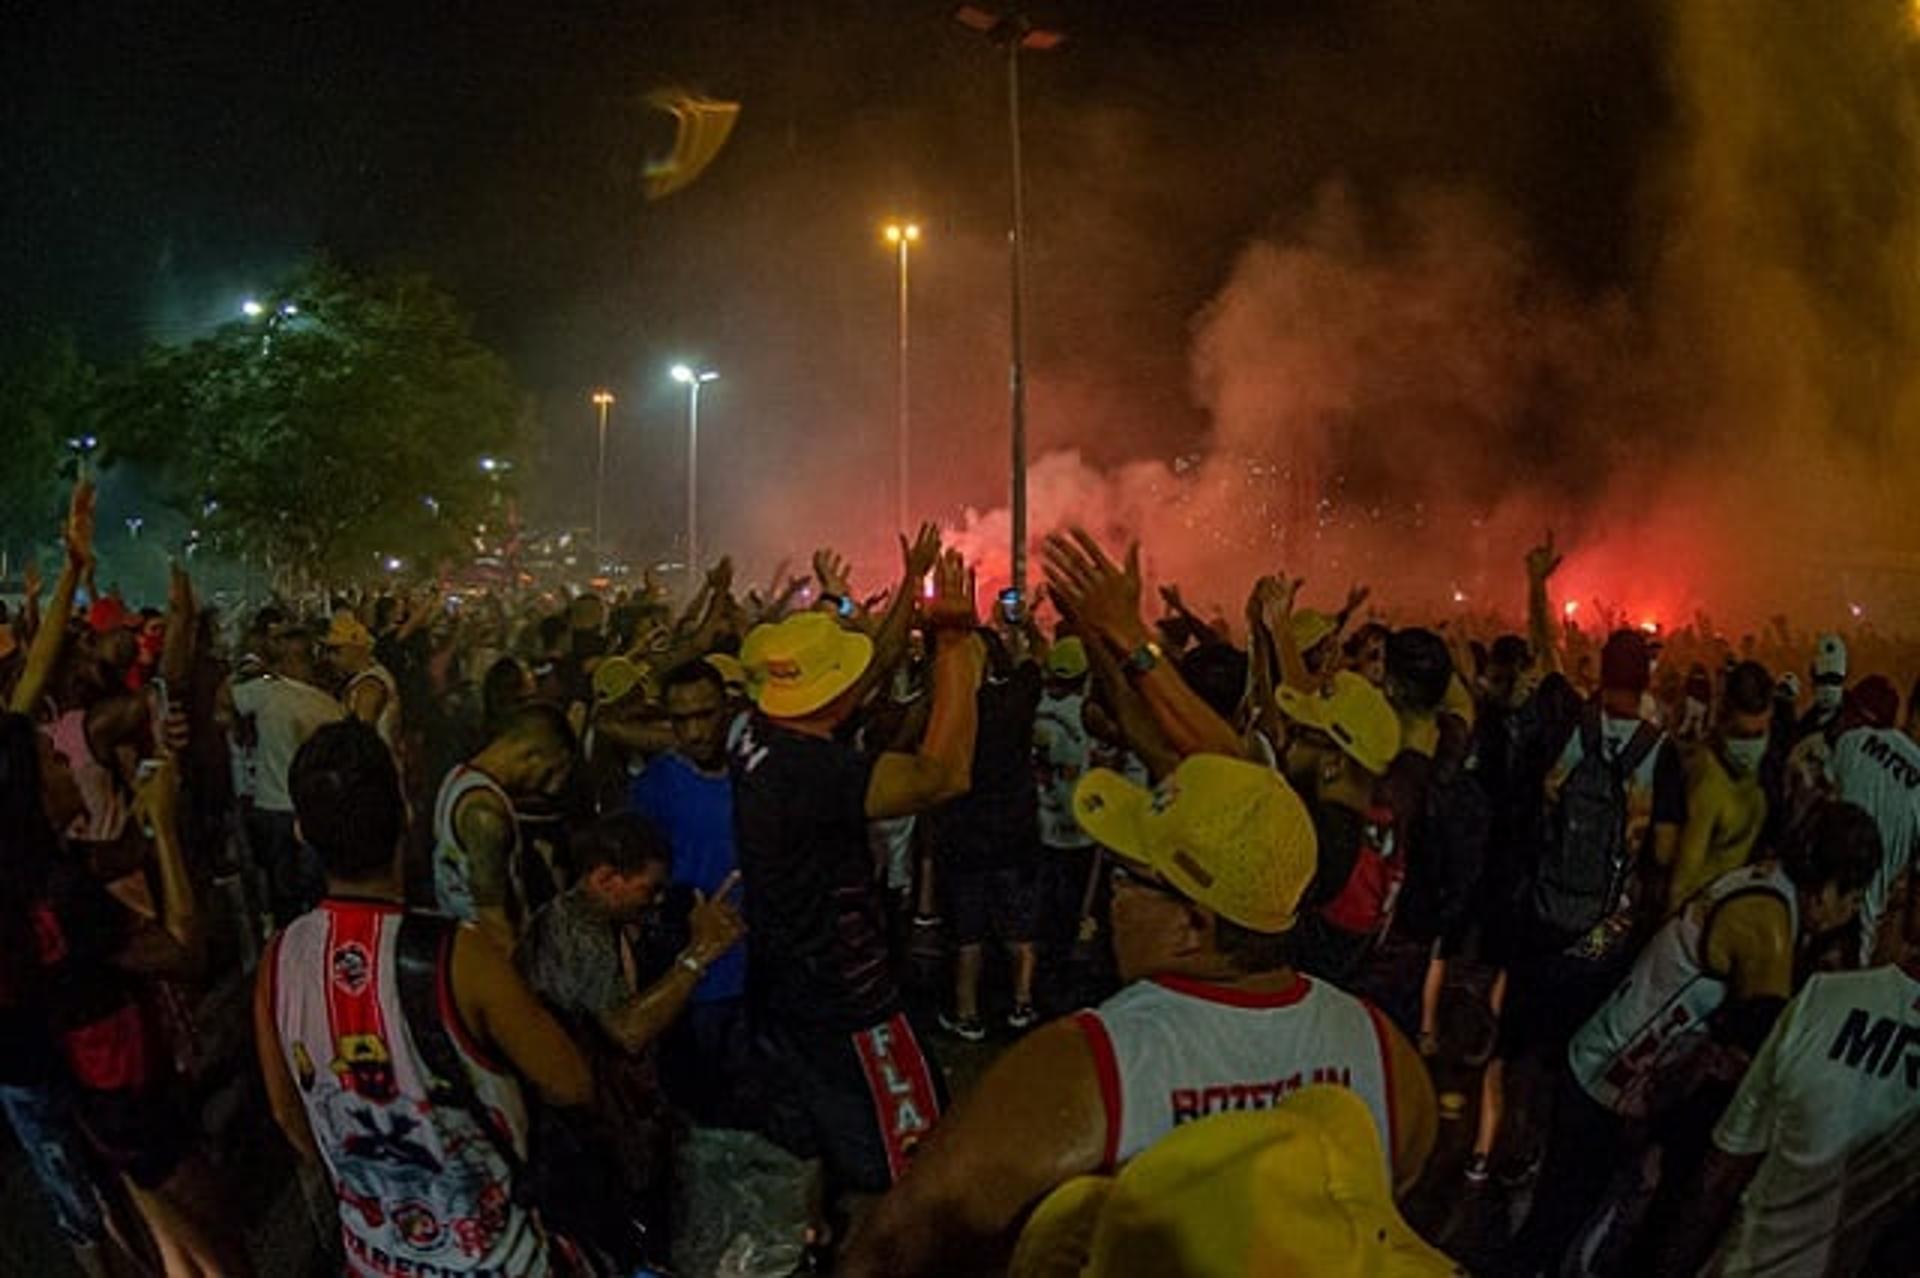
[676,952,707,977]
[1124,638,1165,676]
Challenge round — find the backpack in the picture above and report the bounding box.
[1396,721,1492,943]
[1528,708,1659,941]
[395,914,640,1275]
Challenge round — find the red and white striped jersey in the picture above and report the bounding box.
[1073,973,1398,1176]
[270,899,548,1277]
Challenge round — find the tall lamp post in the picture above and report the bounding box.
[955,4,1064,600]
[591,390,615,560]
[883,221,921,536]
[670,364,719,590]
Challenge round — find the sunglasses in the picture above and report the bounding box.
[1109,859,1186,903]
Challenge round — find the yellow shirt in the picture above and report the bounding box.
[1669,745,1768,909]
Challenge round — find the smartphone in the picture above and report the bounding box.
[998,588,1023,625]
[836,594,856,620]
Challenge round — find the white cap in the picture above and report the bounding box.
[1813,634,1847,680]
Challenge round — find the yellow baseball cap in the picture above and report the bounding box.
[322,611,375,650]
[1046,637,1090,680]
[1073,754,1317,935]
[592,655,651,707]
[1011,1086,1463,1278]
[704,652,749,696]
[1291,609,1338,653]
[1277,671,1402,776]
[741,612,874,719]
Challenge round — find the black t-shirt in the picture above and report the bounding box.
[927,663,1043,873]
[31,861,150,1094]
[1294,804,1373,983]
[731,714,895,1032]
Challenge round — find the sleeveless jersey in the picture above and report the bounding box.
[346,663,403,752]
[432,766,522,924]
[1033,690,1093,849]
[1570,861,1796,1118]
[1074,973,1398,1175]
[270,899,548,1277]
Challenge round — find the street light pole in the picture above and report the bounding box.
[884,222,922,535]
[591,390,615,560]
[671,365,719,592]
[956,4,1063,600]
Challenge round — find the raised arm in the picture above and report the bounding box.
[597,875,745,1054]
[1526,532,1564,677]
[9,479,92,715]
[866,548,986,820]
[850,523,944,709]
[112,759,206,979]
[1044,529,1243,761]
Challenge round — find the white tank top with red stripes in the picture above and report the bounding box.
[271,899,548,1277]
[432,765,520,924]
[1075,973,1397,1175]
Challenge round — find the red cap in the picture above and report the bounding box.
[88,596,135,635]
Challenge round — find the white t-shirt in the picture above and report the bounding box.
[1827,727,1920,960]
[230,675,346,812]
[1710,963,1920,1276]
[1033,690,1094,849]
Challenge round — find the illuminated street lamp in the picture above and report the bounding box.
[955,3,1065,600]
[670,364,719,588]
[591,390,616,559]
[66,433,100,479]
[883,221,922,535]
[241,299,265,319]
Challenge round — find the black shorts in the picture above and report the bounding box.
[943,864,1041,947]
[757,1011,948,1195]
[77,1083,193,1190]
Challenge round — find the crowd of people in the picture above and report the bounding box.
[2,474,1918,1277]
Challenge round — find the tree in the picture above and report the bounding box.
[0,333,100,567]
[108,259,525,585]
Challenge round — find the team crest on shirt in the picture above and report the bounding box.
[391,1200,444,1249]
[332,941,373,995]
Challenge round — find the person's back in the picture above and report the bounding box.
[1827,724,1920,959]
[271,900,549,1275]
[1077,972,1399,1174]
[1708,960,1920,1276]
[258,720,591,1277]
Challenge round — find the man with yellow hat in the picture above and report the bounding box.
[321,610,402,753]
[1274,670,1408,984]
[843,751,1435,1276]
[732,536,984,1198]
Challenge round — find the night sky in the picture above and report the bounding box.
[4,0,1667,564]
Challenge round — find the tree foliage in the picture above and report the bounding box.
[107,259,525,584]
[0,333,99,563]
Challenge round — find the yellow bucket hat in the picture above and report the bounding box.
[1046,636,1090,680]
[1073,754,1317,935]
[1276,671,1402,777]
[592,655,652,707]
[1011,1086,1464,1278]
[1291,608,1338,654]
[740,612,875,719]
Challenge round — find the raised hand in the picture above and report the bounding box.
[65,478,96,567]
[1343,582,1371,616]
[1254,574,1303,634]
[21,558,42,600]
[922,548,977,631]
[899,521,942,583]
[813,547,852,598]
[707,555,735,594]
[1526,531,1563,584]
[1043,528,1145,650]
[1159,583,1187,615]
[690,870,747,963]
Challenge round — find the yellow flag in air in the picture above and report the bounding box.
[644,87,741,200]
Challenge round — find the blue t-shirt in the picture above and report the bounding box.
[630,752,746,1003]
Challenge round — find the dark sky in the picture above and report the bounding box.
[3,0,1667,562]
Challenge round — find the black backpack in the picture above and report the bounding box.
[1528,707,1659,940]
[1396,719,1492,944]
[395,914,643,1275]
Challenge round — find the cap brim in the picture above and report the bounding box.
[1275,683,1331,730]
[1073,769,1157,865]
[756,630,875,719]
